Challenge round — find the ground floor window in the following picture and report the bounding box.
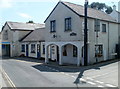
[21,44,25,52]
[42,45,45,54]
[95,44,103,57]
[63,45,67,56]
[31,44,36,53]
[73,45,77,57]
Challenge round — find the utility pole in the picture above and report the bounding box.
[84,0,88,66]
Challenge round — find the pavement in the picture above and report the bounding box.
[1,57,119,88]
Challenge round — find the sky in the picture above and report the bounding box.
[0,0,119,31]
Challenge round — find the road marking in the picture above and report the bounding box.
[80,78,87,82]
[98,85,104,87]
[86,77,94,80]
[87,81,96,85]
[41,65,117,88]
[90,70,117,78]
[71,76,76,78]
[60,72,65,74]
[1,69,17,89]
[95,80,104,84]
[106,84,117,87]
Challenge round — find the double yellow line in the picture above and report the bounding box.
[1,68,17,89]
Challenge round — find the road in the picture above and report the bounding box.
[1,57,119,88]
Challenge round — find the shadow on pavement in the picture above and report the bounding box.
[74,59,119,85]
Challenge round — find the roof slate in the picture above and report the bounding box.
[62,1,116,22]
[22,28,45,42]
[7,21,45,31]
[45,1,117,23]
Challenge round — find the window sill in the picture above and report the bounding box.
[21,51,25,52]
[50,31,56,33]
[64,30,72,32]
[102,32,107,33]
[31,52,36,54]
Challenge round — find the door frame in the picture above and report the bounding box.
[26,44,29,57]
[37,44,41,59]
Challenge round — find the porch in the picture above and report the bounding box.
[45,41,84,66]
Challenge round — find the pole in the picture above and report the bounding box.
[84,0,88,66]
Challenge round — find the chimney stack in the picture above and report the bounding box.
[113,5,116,11]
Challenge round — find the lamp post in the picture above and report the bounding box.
[84,0,88,66]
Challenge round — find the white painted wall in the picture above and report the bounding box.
[20,42,45,59]
[45,2,82,42]
[62,44,78,64]
[45,2,119,65]
[109,22,118,59]
[1,23,32,57]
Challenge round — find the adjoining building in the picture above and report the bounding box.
[44,1,119,66]
[1,21,44,57]
[0,32,1,56]
[109,5,120,58]
[20,27,45,59]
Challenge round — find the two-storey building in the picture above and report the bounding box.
[44,1,119,66]
[1,21,44,57]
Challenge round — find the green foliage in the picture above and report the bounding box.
[27,20,34,23]
[89,2,113,14]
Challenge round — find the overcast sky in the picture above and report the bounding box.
[0,0,119,31]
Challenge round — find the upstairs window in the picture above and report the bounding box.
[50,20,56,32]
[21,44,25,52]
[102,24,106,32]
[31,44,36,53]
[95,45,103,57]
[94,19,100,32]
[65,17,72,31]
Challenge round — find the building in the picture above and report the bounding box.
[1,21,44,57]
[20,27,45,59]
[110,5,120,23]
[119,1,120,12]
[110,4,120,58]
[44,1,119,66]
[0,32,1,56]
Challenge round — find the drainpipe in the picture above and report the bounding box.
[84,0,88,66]
[108,22,110,59]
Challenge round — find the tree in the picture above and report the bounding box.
[27,20,34,23]
[89,2,113,14]
[105,6,113,14]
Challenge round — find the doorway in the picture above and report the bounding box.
[26,44,29,57]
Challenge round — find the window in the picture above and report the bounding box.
[42,45,45,54]
[63,45,67,56]
[65,17,72,31]
[50,20,56,32]
[73,45,77,57]
[94,19,100,32]
[21,44,25,52]
[3,30,8,40]
[95,45,103,57]
[31,44,36,53]
[102,24,106,32]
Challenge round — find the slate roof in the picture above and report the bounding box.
[6,21,45,31]
[45,1,117,23]
[22,28,45,42]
